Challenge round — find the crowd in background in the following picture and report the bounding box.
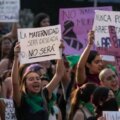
[0,9,120,120]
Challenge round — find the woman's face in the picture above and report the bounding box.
[25,72,42,94]
[40,17,50,27]
[1,39,12,54]
[87,55,103,74]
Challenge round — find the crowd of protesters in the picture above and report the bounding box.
[0,10,120,120]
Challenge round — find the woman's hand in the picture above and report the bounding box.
[59,39,65,54]
[14,42,20,57]
[88,31,94,46]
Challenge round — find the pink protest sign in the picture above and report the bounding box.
[59,6,112,55]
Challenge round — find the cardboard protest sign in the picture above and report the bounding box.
[93,10,120,76]
[93,10,120,54]
[17,25,62,64]
[0,98,17,120]
[59,6,112,55]
[103,111,120,120]
[0,0,20,22]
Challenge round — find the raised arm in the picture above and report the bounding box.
[3,23,19,40]
[46,58,65,97]
[46,42,65,97]
[76,31,94,84]
[11,42,21,106]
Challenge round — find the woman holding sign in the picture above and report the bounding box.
[76,31,103,85]
[11,42,65,120]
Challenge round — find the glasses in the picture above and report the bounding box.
[105,74,117,81]
[27,76,41,81]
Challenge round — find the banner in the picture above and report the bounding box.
[0,0,20,22]
[17,25,62,64]
[59,6,112,55]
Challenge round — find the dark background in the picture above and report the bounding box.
[20,0,120,25]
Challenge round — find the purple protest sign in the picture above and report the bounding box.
[59,6,112,55]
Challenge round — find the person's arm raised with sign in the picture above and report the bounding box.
[11,42,21,106]
[3,23,19,41]
[76,31,103,85]
[45,41,65,98]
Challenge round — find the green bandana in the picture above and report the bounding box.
[107,64,116,72]
[25,93,44,113]
[79,100,95,115]
[66,55,80,68]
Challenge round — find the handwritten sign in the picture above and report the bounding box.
[0,0,20,22]
[59,6,112,55]
[0,98,17,120]
[93,10,120,77]
[103,111,120,120]
[93,10,120,50]
[17,25,62,64]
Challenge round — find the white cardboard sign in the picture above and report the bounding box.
[0,0,20,22]
[17,25,62,64]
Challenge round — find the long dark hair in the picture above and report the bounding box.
[68,83,97,120]
[33,13,50,27]
[86,50,99,74]
[92,87,110,117]
[0,37,12,60]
